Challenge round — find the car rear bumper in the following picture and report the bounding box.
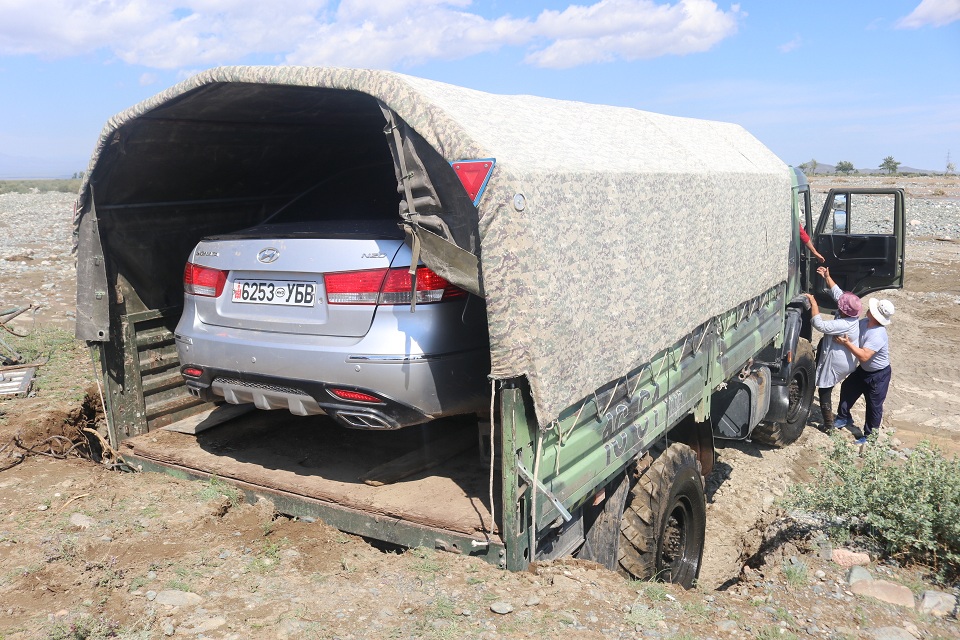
[174,305,490,428]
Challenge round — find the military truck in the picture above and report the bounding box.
[75,67,905,586]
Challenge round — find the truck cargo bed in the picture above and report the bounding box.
[119,408,501,547]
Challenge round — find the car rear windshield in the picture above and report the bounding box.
[265,162,399,226]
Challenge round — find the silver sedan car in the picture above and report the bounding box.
[174,179,490,430]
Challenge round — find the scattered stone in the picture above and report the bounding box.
[716,619,739,632]
[846,566,872,585]
[276,618,305,639]
[815,537,834,560]
[850,579,915,608]
[160,619,175,636]
[867,627,916,640]
[525,595,541,607]
[146,591,157,601]
[551,574,580,592]
[184,617,226,633]
[37,504,49,511]
[69,512,97,529]
[832,549,870,567]
[155,590,204,607]
[918,590,956,617]
[557,610,579,626]
[814,569,826,580]
[490,602,514,615]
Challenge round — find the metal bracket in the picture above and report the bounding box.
[516,462,573,522]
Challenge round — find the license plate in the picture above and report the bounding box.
[231,280,317,306]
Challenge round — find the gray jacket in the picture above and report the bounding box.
[811,285,860,388]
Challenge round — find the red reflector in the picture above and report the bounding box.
[451,159,495,206]
[182,367,204,377]
[184,262,228,297]
[328,388,381,403]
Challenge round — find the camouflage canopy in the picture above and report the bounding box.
[76,66,792,427]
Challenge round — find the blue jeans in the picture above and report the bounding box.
[837,365,892,437]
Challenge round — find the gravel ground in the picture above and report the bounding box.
[0,191,78,329]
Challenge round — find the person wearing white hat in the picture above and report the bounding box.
[834,298,896,444]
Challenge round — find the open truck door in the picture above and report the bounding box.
[810,188,905,310]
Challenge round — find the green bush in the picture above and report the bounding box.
[47,615,120,639]
[787,434,960,578]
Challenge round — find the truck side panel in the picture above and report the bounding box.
[508,285,787,561]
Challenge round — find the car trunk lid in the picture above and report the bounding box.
[189,222,405,338]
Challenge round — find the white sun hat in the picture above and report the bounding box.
[868,298,895,326]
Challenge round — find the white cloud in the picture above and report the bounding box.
[897,0,960,28]
[524,0,739,68]
[778,35,801,53]
[285,2,531,68]
[0,0,740,70]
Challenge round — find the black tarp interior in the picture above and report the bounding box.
[90,83,400,315]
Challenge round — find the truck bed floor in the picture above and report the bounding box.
[119,409,499,540]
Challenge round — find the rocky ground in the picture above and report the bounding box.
[0,176,958,639]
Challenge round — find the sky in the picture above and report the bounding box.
[0,0,958,177]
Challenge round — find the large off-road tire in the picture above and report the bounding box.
[618,443,706,588]
[752,338,816,447]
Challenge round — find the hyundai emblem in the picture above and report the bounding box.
[257,247,280,263]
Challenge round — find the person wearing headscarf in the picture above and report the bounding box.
[834,298,896,444]
[804,266,861,431]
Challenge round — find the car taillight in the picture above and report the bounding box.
[182,366,204,377]
[184,262,228,297]
[324,266,466,305]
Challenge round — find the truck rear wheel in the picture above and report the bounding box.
[618,443,706,588]
[752,338,815,447]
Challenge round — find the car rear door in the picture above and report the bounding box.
[810,188,905,311]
